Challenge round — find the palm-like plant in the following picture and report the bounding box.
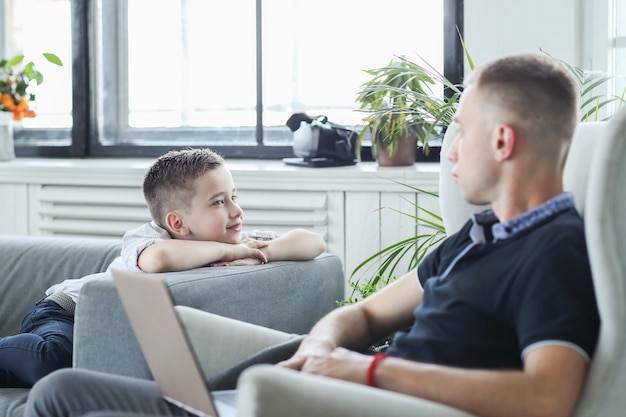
[543,50,625,121]
[355,56,462,159]
[341,181,446,305]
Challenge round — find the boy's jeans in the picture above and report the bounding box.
[0,299,74,387]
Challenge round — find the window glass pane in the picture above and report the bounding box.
[612,0,626,102]
[4,0,72,128]
[126,0,257,129]
[262,0,444,144]
[101,0,443,147]
[616,0,626,37]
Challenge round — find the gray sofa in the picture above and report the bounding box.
[0,235,344,417]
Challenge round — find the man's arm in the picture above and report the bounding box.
[279,270,422,369]
[299,344,587,417]
[279,265,589,417]
[137,240,268,273]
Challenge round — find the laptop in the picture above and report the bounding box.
[111,268,237,417]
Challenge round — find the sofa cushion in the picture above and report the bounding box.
[0,389,29,417]
[0,236,121,337]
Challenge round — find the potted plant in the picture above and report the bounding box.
[0,52,63,161]
[0,53,63,121]
[355,56,461,166]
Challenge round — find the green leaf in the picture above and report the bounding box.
[42,53,63,66]
[4,54,24,70]
[457,27,474,70]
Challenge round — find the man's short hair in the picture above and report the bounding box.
[143,148,225,228]
[468,54,580,162]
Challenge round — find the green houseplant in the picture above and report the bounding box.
[355,56,461,166]
[544,51,625,121]
[340,180,446,307]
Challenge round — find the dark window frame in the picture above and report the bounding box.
[15,0,464,160]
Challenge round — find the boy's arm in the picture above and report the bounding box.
[137,240,268,273]
[260,229,326,262]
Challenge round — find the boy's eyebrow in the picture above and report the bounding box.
[208,188,236,200]
[208,191,225,200]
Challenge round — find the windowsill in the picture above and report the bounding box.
[0,158,441,192]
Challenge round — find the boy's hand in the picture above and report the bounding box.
[240,238,270,249]
[209,240,269,266]
[210,257,264,266]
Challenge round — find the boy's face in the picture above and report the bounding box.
[177,165,244,244]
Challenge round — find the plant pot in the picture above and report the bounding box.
[375,135,418,167]
[0,113,15,161]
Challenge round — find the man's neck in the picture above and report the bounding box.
[492,175,564,223]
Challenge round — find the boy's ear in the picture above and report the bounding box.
[165,211,190,236]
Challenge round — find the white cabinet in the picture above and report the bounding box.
[0,159,440,292]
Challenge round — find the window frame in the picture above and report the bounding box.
[14,0,464,160]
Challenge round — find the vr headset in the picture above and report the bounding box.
[283,113,358,167]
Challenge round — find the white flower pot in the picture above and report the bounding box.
[0,112,15,161]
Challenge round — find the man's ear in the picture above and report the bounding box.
[494,123,516,162]
[165,211,190,236]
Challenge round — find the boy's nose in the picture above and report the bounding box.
[231,203,243,218]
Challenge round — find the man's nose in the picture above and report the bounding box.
[446,136,459,163]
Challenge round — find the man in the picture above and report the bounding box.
[25,53,599,417]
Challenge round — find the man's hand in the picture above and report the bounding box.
[299,347,371,385]
[277,339,337,371]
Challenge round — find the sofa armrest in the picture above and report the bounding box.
[73,253,344,380]
[237,365,477,417]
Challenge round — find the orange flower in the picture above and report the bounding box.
[12,109,36,120]
[16,97,28,112]
[0,94,16,111]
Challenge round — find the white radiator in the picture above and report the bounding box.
[29,185,329,240]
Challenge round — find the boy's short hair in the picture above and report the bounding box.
[143,148,225,228]
[468,53,579,163]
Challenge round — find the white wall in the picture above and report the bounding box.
[464,0,608,72]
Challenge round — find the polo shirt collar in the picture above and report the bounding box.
[469,192,576,244]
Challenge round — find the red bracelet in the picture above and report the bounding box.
[367,352,389,387]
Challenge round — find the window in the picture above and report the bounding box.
[611,0,626,102]
[4,0,463,159]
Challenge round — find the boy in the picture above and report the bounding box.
[0,148,325,387]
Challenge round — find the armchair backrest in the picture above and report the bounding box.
[574,107,626,417]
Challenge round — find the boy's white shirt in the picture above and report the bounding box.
[45,221,276,302]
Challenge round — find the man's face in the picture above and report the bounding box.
[446,86,498,206]
[177,165,244,244]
